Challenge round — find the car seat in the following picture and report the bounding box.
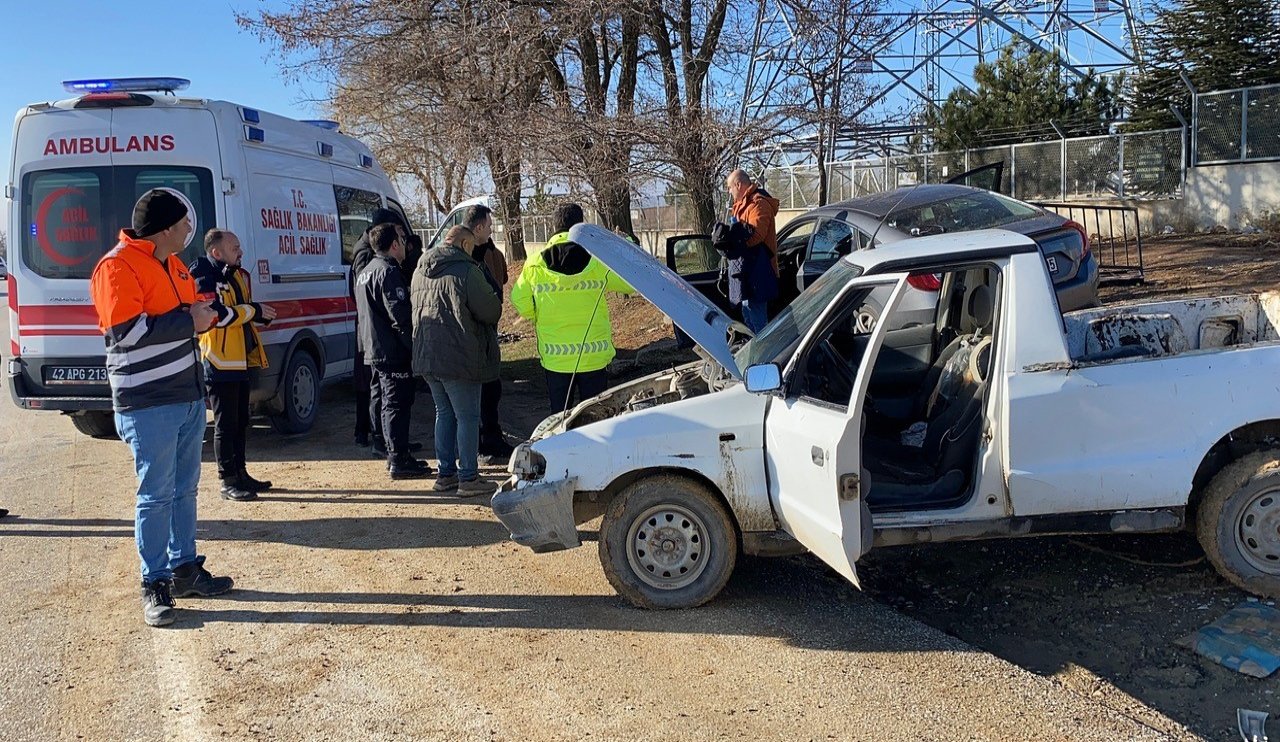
[863,284,996,511]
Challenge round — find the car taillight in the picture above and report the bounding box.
[1065,220,1090,257]
[907,273,942,291]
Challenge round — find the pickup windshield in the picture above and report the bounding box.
[735,260,864,373]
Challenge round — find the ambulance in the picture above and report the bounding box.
[5,77,408,437]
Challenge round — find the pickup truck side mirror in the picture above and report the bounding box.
[744,363,782,394]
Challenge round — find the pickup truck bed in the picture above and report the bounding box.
[1064,292,1280,365]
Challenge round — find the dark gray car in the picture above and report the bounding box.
[668,183,1100,319]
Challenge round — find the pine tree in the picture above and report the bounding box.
[925,42,1117,150]
[1128,0,1280,129]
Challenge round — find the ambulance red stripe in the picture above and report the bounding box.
[17,296,355,328]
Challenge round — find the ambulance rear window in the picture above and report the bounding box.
[21,166,214,280]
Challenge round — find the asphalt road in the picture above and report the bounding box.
[0,286,1192,741]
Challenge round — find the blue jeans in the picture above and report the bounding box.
[425,378,482,481]
[741,299,770,334]
[115,400,206,581]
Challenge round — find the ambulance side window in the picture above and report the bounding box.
[334,186,382,265]
[386,197,411,230]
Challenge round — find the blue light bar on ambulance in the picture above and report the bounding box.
[62,77,191,94]
[245,126,266,143]
[240,107,261,124]
[360,154,374,169]
[301,119,340,131]
[317,142,334,157]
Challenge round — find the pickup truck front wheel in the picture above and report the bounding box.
[599,475,738,609]
[1198,451,1280,597]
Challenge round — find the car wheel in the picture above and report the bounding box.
[69,410,118,439]
[1197,450,1280,598]
[270,350,320,434]
[599,475,738,609]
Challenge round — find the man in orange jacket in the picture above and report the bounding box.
[726,169,781,333]
[90,189,231,628]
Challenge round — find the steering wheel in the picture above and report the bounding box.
[805,340,857,404]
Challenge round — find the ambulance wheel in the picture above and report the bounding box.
[599,475,738,610]
[271,351,319,434]
[69,410,118,439]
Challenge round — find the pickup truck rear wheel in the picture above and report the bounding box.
[1197,451,1280,597]
[599,475,738,610]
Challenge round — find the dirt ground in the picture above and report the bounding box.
[502,232,1280,740]
[859,232,1280,740]
[1,234,1274,741]
[0,354,1175,742]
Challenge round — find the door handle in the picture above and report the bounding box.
[811,446,825,466]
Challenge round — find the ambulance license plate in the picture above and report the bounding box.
[44,366,108,385]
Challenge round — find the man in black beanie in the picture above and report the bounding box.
[90,189,232,627]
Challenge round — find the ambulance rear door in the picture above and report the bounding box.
[9,103,219,408]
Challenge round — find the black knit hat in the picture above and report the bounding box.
[132,189,188,238]
[370,207,402,228]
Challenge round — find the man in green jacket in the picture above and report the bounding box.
[510,203,634,413]
[411,226,502,496]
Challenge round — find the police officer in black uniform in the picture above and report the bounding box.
[354,223,431,479]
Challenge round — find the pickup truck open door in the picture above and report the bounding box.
[759,273,910,585]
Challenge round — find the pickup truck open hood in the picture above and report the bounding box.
[567,224,742,380]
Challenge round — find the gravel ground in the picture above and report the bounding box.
[0,287,1187,741]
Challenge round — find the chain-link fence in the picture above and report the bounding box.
[761,127,1184,210]
[1196,83,1280,164]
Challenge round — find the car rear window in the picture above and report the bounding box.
[887,192,1040,236]
[21,166,215,279]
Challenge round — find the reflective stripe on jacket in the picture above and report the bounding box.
[509,232,634,374]
[89,229,204,411]
[190,256,268,381]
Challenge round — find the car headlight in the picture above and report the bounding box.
[508,442,547,479]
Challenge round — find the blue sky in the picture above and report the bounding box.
[0,1,316,196]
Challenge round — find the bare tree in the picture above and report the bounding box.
[240,0,545,259]
[753,0,887,205]
[534,2,645,233]
[642,0,742,231]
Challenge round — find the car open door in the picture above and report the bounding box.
[665,233,735,317]
[946,162,1005,193]
[761,273,910,585]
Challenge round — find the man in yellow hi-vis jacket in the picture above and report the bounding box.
[191,229,277,501]
[511,203,633,413]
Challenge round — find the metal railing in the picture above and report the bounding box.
[762,127,1185,210]
[1034,202,1144,285]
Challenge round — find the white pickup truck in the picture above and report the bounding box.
[493,224,1280,609]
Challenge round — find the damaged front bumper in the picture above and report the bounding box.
[491,475,580,553]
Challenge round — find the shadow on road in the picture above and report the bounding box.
[161,555,978,658]
[860,532,1263,740]
[0,514,509,550]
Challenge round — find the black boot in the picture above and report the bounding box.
[220,480,257,502]
[172,556,234,598]
[238,469,272,492]
[389,457,433,480]
[141,578,176,627]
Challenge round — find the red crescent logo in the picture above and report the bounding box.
[34,187,93,267]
